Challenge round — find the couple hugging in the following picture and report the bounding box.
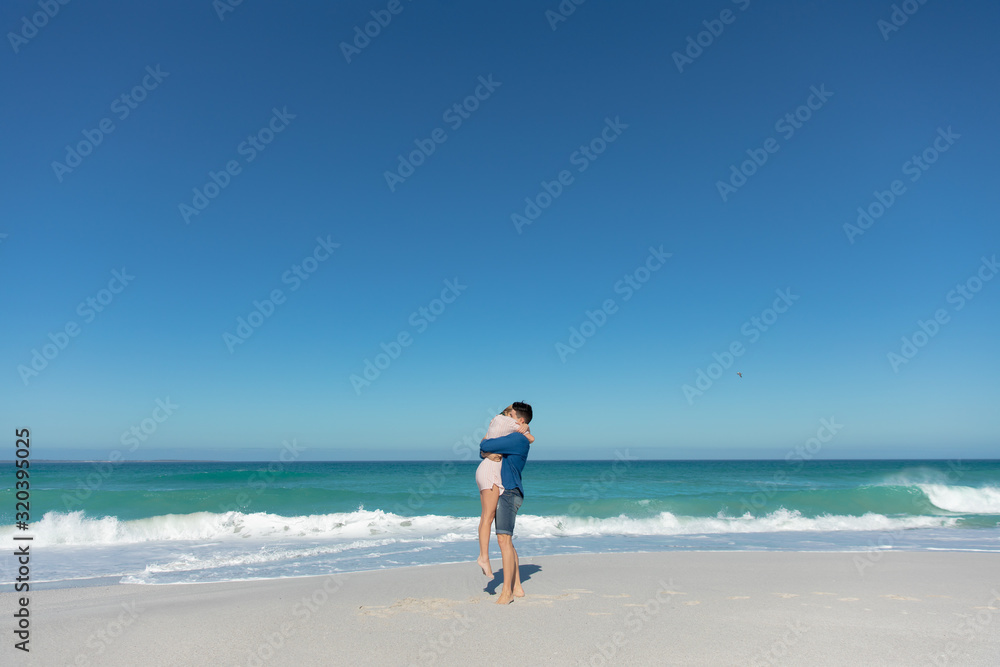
[475,401,534,605]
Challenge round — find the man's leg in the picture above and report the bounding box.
[512,546,524,597]
[494,488,523,605]
[496,534,517,604]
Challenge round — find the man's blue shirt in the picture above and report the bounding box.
[480,432,530,494]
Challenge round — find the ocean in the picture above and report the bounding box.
[2,459,998,588]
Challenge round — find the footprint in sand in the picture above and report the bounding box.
[837,598,860,602]
[812,592,837,596]
[359,597,466,619]
[525,593,581,605]
[727,596,750,600]
[601,594,631,598]
[880,594,920,602]
[555,593,582,600]
[774,593,799,599]
[682,601,701,606]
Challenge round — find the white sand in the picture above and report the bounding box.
[3,551,999,666]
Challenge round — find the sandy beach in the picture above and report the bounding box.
[5,551,998,666]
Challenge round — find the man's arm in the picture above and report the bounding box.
[480,432,529,457]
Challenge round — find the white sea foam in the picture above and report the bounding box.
[2,507,960,547]
[136,538,400,574]
[920,485,1000,514]
[514,509,954,538]
[8,509,473,546]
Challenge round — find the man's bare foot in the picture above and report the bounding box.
[496,591,514,605]
[512,585,525,598]
[477,557,492,577]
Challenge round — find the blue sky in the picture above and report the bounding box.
[2,0,998,460]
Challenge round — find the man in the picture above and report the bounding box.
[478,401,533,605]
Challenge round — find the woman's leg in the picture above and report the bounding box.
[477,484,500,576]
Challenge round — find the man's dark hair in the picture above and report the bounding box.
[511,401,532,424]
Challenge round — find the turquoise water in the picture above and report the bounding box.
[1,460,998,586]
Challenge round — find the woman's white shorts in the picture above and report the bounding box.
[475,458,504,494]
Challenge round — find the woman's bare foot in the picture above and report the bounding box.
[496,591,514,605]
[512,584,525,598]
[477,557,492,577]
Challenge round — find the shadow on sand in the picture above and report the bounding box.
[484,563,542,595]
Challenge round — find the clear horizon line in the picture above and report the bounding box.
[9,457,996,463]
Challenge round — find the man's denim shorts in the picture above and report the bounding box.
[494,487,523,536]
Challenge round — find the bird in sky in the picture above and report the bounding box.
[737,372,743,378]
